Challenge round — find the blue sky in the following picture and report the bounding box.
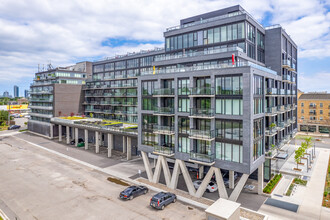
[0,0,329,96]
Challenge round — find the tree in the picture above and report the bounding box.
[294,147,304,169]
[270,123,276,130]
[304,137,313,151]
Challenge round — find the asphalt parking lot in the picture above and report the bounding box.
[0,133,206,220]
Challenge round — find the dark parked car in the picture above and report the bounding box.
[119,185,148,200]
[70,138,84,145]
[150,192,176,210]
[8,125,20,130]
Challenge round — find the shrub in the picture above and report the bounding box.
[324,191,328,197]
[263,173,282,194]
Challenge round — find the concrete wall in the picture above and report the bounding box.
[28,120,51,136]
[54,84,84,117]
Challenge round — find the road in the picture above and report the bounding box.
[0,132,205,220]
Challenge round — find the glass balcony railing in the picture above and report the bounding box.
[104,75,115,80]
[284,104,291,110]
[265,128,277,136]
[189,129,215,140]
[189,151,215,164]
[154,107,175,115]
[278,122,285,129]
[286,90,291,95]
[152,125,175,134]
[282,75,291,81]
[278,89,285,95]
[153,88,175,96]
[153,145,175,156]
[190,108,215,118]
[155,46,244,61]
[265,106,277,114]
[190,87,214,96]
[30,98,53,102]
[277,105,285,112]
[266,88,278,95]
[282,59,291,67]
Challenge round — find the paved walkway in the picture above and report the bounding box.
[258,147,330,219]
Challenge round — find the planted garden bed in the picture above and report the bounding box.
[263,173,282,194]
[322,156,330,207]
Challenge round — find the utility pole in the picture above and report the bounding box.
[7,102,10,125]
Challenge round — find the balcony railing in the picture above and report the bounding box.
[309,105,317,109]
[153,145,175,156]
[277,105,285,112]
[265,106,277,114]
[284,104,291,111]
[152,88,175,96]
[278,89,285,95]
[189,87,214,96]
[190,108,215,118]
[30,98,53,102]
[154,107,175,115]
[265,128,277,136]
[266,88,278,95]
[282,59,291,67]
[155,46,244,61]
[282,75,291,81]
[189,151,215,164]
[189,129,215,140]
[152,125,175,135]
[309,112,317,115]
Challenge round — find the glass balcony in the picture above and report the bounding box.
[189,87,214,96]
[29,97,53,102]
[278,89,285,95]
[189,108,215,118]
[189,129,215,140]
[104,109,114,114]
[153,145,175,156]
[282,75,291,81]
[152,88,175,96]
[284,104,291,111]
[265,107,277,115]
[155,46,244,61]
[114,74,127,79]
[265,128,277,136]
[265,88,278,95]
[127,72,140,78]
[153,125,175,135]
[278,122,285,129]
[154,107,175,115]
[309,104,317,109]
[29,105,53,110]
[277,105,285,112]
[282,59,291,67]
[189,151,215,164]
[104,75,115,80]
[100,101,111,105]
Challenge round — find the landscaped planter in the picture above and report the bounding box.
[263,174,282,194]
[293,168,302,171]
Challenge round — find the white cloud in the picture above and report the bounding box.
[299,72,330,92]
[0,0,329,92]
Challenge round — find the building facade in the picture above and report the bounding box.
[136,5,297,199]
[14,85,19,98]
[298,92,330,134]
[28,61,92,137]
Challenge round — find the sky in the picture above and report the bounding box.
[0,0,329,96]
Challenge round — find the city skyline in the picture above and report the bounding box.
[0,0,329,94]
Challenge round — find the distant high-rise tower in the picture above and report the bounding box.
[24,89,29,98]
[3,91,10,98]
[14,85,19,98]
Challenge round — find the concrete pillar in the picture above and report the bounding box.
[50,124,53,139]
[141,151,153,182]
[160,156,171,187]
[72,127,74,140]
[95,131,99,153]
[127,136,132,160]
[108,133,113,157]
[178,160,196,196]
[198,166,204,179]
[75,127,78,147]
[258,164,264,195]
[229,174,249,202]
[229,170,235,189]
[169,160,180,190]
[84,129,88,150]
[123,136,127,153]
[195,167,215,198]
[214,168,229,199]
[66,126,70,144]
[58,125,62,142]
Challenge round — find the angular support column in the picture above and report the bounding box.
[152,157,162,183]
[122,136,127,153]
[50,124,53,139]
[169,160,181,190]
[214,168,228,199]
[160,156,171,187]
[84,129,88,150]
[127,136,132,160]
[229,174,249,202]
[95,131,99,153]
[229,170,235,189]
[258,164,264,195]
[141,151,153,182]
[178,160,196,196]
[66,126,70,144]
[108,133,113,157]
[195,167,215,198]
[58,125,62,142]
[75,127,78,147]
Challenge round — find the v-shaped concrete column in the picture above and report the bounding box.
[141,151,153,182]
[229,174,249,202]
[214,168,228,199]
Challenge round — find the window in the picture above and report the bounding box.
[320,117,323,120]
[220,26,227,42]
[301,109,304,114]
[320,110,323,114]
[140,56,154,67]
[216,120,243,141]
[320,103,323,108]
[301,102,304,107]
[93,64,104,73]
[254,118,263,139]
[301,116,304,120]
[216,99,243,115]
[178,137,190,153]
[115,61,126,70]
[253,138,263,161]
[254,98,263,114]
[142,81,155,96]
[178,117,190,134]
[142,98,157,110]
[105,63,114,71]
[207,29,213,44]
[216,76,243,95]
[247,23,255,43]
[178,98,190,112]
[127,59,139,68]
[214,28,220,43]
[178,78,190,95]
[215,142,243,163]
[253,75,263,95]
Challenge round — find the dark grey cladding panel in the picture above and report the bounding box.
[138,145,154,153]
[250,155,265,174]
[164,14,247,37]
[174,152,190,161]
[180,5,242,25]
[214,159,250,174]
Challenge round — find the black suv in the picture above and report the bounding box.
[150,192,176,210]
[119,185,148,200]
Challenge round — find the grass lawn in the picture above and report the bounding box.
[0,126,8,131]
